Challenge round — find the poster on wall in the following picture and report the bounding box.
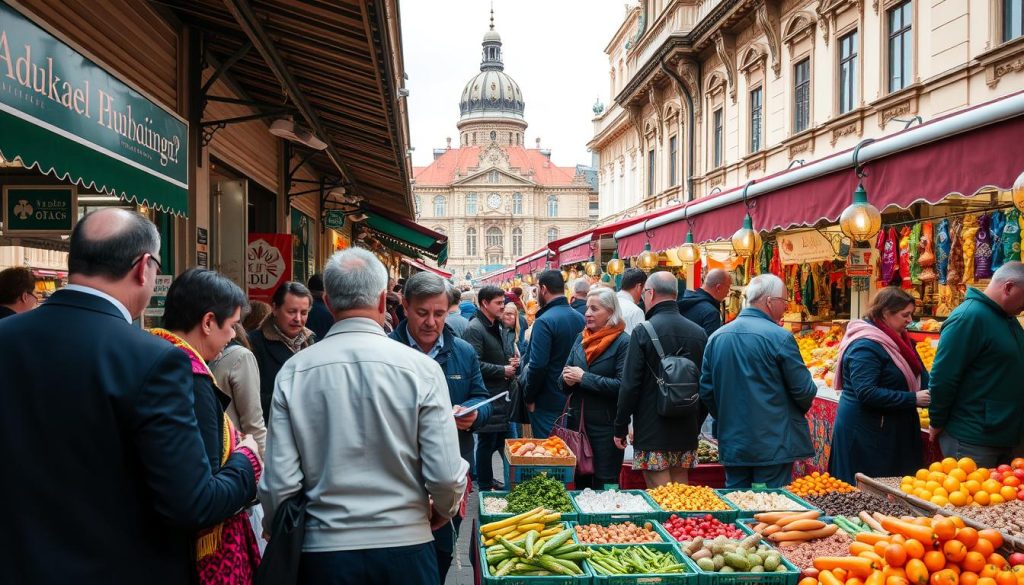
[777,230,839,265]
[247,233,293,302]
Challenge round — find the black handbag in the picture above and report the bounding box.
[255,494,308,585]
[641,322,701,418]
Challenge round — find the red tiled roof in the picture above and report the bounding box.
[413,146,580,186]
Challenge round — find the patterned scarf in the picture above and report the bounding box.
[581,322,625,364]
[271,322,311,353]
[150,329,261,583]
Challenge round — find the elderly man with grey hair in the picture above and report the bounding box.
[570,277,591,316]
[260,248,469,585]
[699,273,817,488]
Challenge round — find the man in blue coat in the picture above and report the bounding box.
[678,268,731,336]
[523,269,586,438]
[699,274,816,488]
[390,271,491,582]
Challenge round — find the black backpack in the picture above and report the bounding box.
[641,321,701,418]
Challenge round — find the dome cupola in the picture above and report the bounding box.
[458,9,527,136]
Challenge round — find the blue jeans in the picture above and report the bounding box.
[299,542,439,585]
[476,431,508,489]
[529,408,560,439]
[724,463,794,489]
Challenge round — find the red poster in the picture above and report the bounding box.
[247,233,293,302]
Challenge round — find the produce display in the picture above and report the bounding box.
[774,532,852,572]
[480,507,565,547]
[573,521,664,544]
[664,513,744,541]
[796,327,844,387]
[908,318,942,332]
[916,340,936,372]
[572,489,653,514]
[953,499,1024,539]
[748,510,839,546]
[804,491,912,519]
[698,439,719,463]
[483,496,509,515]
[646,482,732,512]
[507,437,572,459]
[505,472,574,514]
[918,407,931,429]
[724,490,806,512]
[587,545,689,576]
[483,523,591,577]
[681,534,791,573]
[789,473,856,498]
[899,457,1024,507]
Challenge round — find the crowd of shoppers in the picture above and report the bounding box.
[248,281,314,423]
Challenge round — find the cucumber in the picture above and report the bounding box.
[724,552,750,571]
[697,558,716,572]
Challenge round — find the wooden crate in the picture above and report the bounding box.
[504,438,577,467]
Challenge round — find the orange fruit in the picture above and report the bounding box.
[990,555,1010,570]
[944,540,968,563]
[880,541,897,557]
[1012,458,1024,470]
[951,469,969,482]
[966,480,983,494]
[982,566,1002,579]
[964,552,988,573]
[932,495,951,507]
[1003,476,1022,488]
[849,579,866,585]
[931,462,946,472]
[887,544,910,568]
[919,469,933,480]
[979,530,1004,550]
[961,572,980,585]
[951,517,966,529]
[942,458,959,473]
[935,518,958,541]
[959,458,979,473]
[958,528,980,549]
[979,578,998,585]
[890,578,911,585]
[908,559,932,585]
[944,477,963,493]
[836,568,850,581]
[1001,485,1018,501]
[990,494,1006,506]
[983,479,1003,494]
[972,539,996,559]
[997,572,1017,585]
[932,569,960,585]
[969,472,987,483]
[950,491,970,507]
[906,540,927,560]
[975,491,992,506]
[926,551,949,572]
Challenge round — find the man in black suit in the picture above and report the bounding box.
[0,208,261,584]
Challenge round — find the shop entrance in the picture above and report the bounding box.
[209,159,280,292]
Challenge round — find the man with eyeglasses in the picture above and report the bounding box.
[698,273,817,488]
[0,208,260,583]
[0,267,39,319]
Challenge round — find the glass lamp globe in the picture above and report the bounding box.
[678,231,699,264]
[561,269,569,282]
[731,214,762,257]
[839,184,883,242]
[606,252,625,276]
[637,243,658,271]
[1013,170,1024,214]
[584,261,601,277]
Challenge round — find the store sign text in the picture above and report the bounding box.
[2,185,76,235]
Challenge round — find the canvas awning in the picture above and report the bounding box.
[363,204,448,264]
[553,206,681,264]
[402,257,451,279]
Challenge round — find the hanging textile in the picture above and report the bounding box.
[758,240,773,275]
[936,219,951,284]
[802,264,816,314]
[909,223,922,285]
[991,210,1006,271]
[898,226,912,290]
[879,227,898,287]
[770,244,783,278]
[1005,209,1022,262]
[919,222,936,283]
[692,258,703,290]
[947,217,965,286]
[961,215,979,284]
[974,213,993,280]
[788,265,801,305]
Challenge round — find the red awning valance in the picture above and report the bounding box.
[401,257,452,279]
[557,206,681,264]
[515,248,557,272]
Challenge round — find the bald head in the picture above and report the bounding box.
[703,269,733,301]
[69,208,160,280]
[644,271,679,305]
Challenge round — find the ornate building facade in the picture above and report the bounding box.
[590,0,1024,221]
[413,16,597,279]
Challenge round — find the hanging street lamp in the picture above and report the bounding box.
[1012,169,1024,214]
[839,139,882,242]
[731,181,760,257]
[606,249,625,276]
[678,207,699,264]
[637,242,658,271]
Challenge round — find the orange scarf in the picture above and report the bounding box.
[582,323,625,364]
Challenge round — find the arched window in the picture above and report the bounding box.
[486,226,503,248]
[512,227,523,256]
[546,227,558,243]
[466,227,477,256]
[414,195,421,215]
[433,195,446,216]
[547,195,558,217]
[466,193,478,215]
[512,192,523,214]
[433,226,446,236]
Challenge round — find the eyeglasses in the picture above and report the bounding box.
[132,253,162,274]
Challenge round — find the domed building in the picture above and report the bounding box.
[414,13,597,279]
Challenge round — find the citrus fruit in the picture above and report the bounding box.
[983,479,1003,494]
[950,491,970,506]
[944,477,963,493]
[1001,486,1018,501]
[926,550,949,572]
[945,540,968,563]
[966,480,983,494]
[990,494,1006,505]
[974,491,991,506]
[942,458,959,473]
[964,553,988,573]
[959,458,978,473]
[958,528,980,549]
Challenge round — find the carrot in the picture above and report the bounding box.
[771,524,839,542]
[866,571,886,585]
[753,522,768,533]
[820,569,845,585]
[850,542,875,556]
[815,556,877,578]
[784,519,827,532]
[755,511,798,524]
[776,510,823,527]
[764,524,783,536]
[880,517,936,546]
[856,533,891,545]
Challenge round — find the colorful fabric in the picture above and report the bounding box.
[770,244,783,279]
[961,215,979,283]
[909,223,922,285]
[974,213,993,280]
[898,226,912,289]
[947,217,964,286]
[631,449,698,471]
[1004,209,1022,262]
[919,222,936,283]
[834,320,922,394]
[936,219,951,284]
[581,323,625,365]
[991,211,1006,271]
[879,227,898,286]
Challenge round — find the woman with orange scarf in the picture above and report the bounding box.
[153,268,263,584]
[561,287,630,488]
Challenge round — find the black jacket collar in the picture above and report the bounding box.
[536,295,569,319]
[646,299,680,319]
[44,289,128,321]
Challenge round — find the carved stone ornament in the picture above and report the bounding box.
[677,61,702,117]
[986,55,1024,88]
[830,119,862,146]
[714,32,738,102]
[816,0,862,46]
[755,0,782,77]
[782,12,817,58]
[705,72,728,98]
[479,144,511,170]
[738,44,768,81]
[787,135,814,158]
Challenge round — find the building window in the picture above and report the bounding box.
[490,130,497,141]
[547,195,558,217]
[647,149,655,196]
[486,226,503,248]
[669,135,678,186]
[546,227,558,243]
[588,201,600,221]
[839,31,858,114]
[888,1,913,93]
[712,109,723,167]
[794,58,811,133]
[433,195,446,216]
[466,227,477,256]
[414,195,421,215]
[489,170,499,183]
[750,87,763,153]
[1007,0,1024,41]
[512,227,523,256]
[512,192,523,214]
[466,193,478,215]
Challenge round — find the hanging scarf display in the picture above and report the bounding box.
[936,219,951,284]
[802,264,816,315]
[947,217,965,286]
[974,213,994,280]
[1005,209,1022,262]
[961,215,979,284]
[909,223,922,285]
[991,210,1006,271]
[898,226,912,290]
[919,222,936,283]
[788,265,801,305]
[770,244,784,278]
[758,240,773,275]
[878,227,898,286]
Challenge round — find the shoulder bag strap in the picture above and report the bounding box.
[641,321,667,359]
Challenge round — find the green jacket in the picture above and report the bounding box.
[929,288,1024,447]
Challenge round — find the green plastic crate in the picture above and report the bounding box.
[479,490,579,525]
[644,489,738,523]
[479,531,591,584]
[714,489,818,517]
[570,490,663,524]
[682,525,802,585]
[481,522,578,552]
[569,519,674,546]
[583,542,699,584]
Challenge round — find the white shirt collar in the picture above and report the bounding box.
[64,284,133,323]
[616,290,637,306]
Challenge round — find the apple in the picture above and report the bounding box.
[1017,489,1024,501]
[1009,553,1024,566]
[1014,468,1024,481]
[998,464,1012,473]
[992,471,1004,481]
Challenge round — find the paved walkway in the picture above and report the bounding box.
[445,452,502,585]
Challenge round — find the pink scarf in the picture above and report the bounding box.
[834,320,921,394]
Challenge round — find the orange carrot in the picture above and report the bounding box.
[814,557,877,578]
[856,533,891,545]
[880,517,937,547]
[820,570,845,585]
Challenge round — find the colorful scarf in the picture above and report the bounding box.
[271,322,311,353]
[947,217,965,286]
[961,215,979,284]
[1004,210,1022,262]
[936,219,951,284]
[834,320,922,394]
[582,322,625,365]
[991,211,1007,271]
[150,329,261,584]
[974,213,994,280]
[898,226,912,289]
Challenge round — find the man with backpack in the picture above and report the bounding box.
[613,271,707,488]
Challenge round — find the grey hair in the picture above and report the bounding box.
[402,271,448,304]
[323,248,389,311]
[992,261,1024,285]
[746,274,786,305]
[647,271,678,297]
[572,277,590,296]
[587,286,623,327]
[704,268,731,289]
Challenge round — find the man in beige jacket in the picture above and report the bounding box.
[259,248,468,585]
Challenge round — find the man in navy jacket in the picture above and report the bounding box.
[0,208,259,584]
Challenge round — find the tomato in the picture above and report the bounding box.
[998,465,1012,473]
[1008,554,1024,567]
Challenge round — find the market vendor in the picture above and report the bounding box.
[828,287,931,484]
[928,262,1024,467]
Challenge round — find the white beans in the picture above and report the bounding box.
[483,496,508,514]
[724,491,804,511]
[573,489,654,513]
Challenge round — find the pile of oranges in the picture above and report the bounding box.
[800,514,1020,585]
[790,472,857,498]
[900,458,1024,507]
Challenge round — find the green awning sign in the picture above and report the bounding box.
[2,185,76,234]
[0,2,189,216]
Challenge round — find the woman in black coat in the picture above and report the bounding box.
[562,286,630,489]
[829,287,931,483]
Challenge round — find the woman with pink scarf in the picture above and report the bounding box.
[828,288,931,483]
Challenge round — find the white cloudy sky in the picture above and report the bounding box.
[400,0,629,168]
